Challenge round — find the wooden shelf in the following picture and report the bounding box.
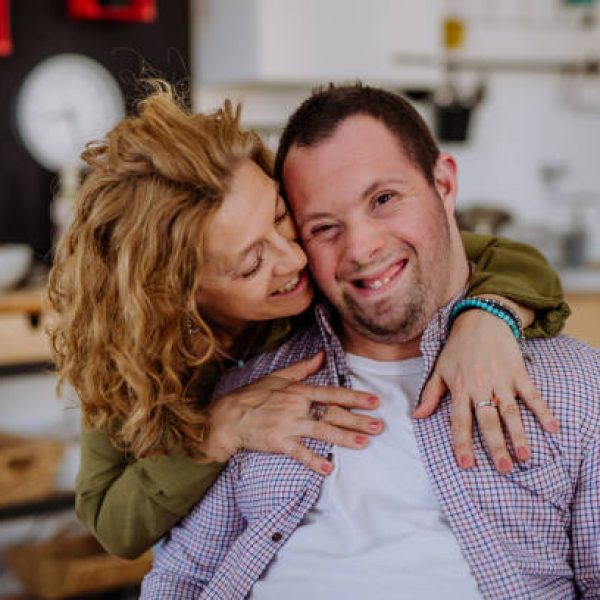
[0,313,53,366]
[0,288,43,317]
[0,491,74,521]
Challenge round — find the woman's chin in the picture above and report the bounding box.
[268,271,314,318]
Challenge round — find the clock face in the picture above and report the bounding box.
[15,53,125,171]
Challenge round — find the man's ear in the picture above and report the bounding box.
[433,153,458,217]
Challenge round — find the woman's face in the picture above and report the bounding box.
[196,159,313,336]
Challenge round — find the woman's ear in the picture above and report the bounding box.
[433,153,458,217]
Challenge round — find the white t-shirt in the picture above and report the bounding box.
[251,353,481,599]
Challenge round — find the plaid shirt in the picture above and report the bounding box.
[141,299,600,600]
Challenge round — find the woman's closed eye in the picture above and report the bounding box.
[241,247,264,279]
[275,208,289,224]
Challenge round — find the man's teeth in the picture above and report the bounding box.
[276,274,300,293]
[364,275,392,289]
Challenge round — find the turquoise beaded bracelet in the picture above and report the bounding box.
[449,298,523,340]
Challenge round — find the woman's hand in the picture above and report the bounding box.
[204,351,383,475]
[414,300,560,474]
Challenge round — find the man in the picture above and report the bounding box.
[141,85,600,599]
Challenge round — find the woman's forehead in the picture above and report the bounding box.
[203,160,280,272]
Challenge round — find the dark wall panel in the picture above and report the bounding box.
[0,0,190,262]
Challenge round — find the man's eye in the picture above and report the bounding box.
[310,223,335,237]
[372,192,395,208]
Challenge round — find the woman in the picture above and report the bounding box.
[47,82,568,559]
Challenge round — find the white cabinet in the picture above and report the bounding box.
[192,0,444,89]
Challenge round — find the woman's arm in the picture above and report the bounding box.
[76,427,224,559]
[77,354,382,558]
[416,231,566,473]
[461,230,570,336]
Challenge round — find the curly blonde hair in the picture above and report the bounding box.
[47,81,273,459]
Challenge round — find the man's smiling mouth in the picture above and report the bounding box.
[351,259,408,291]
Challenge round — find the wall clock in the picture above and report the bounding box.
[15,53,125,171]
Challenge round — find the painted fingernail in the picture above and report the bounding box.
[321,461,333,474]
[369,421,381,432]
[547,418,560,433]
[355,435,368,446]
[368,396,379,407]
[458,454,474,469]
[516,446,530,461]
[498,457,512,473]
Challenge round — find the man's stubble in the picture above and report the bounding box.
[338,200,452,345]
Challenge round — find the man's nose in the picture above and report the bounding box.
[342,221,385,268]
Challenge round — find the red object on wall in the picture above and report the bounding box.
[0,0,12,57]
[67,0,157,23]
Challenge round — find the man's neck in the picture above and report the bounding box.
[340,251,470,362]
[342,329,423,361]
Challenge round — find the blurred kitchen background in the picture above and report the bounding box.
[0,0,598,597]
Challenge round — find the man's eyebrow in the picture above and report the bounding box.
[361,178,408,200]
[297,211,333,229]
[299,178,408,228]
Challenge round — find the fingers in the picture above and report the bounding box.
[302,420,371,451]
[289,383,378,411]
[271,351,325,384]
[474,403,513,474]
[414,371,447,418]
[515,377,560,433]
[283,440,334,476]
[450,390,474,469]
[494,390,530,462]
[323,405,384,436]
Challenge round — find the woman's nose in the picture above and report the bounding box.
[273,234,307,276]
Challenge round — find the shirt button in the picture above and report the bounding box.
[271,532,283,542]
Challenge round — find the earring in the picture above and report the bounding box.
[188,317,199,336]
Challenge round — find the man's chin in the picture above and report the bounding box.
[342,303,428,345]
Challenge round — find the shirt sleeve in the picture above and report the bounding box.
[140,459,245,598]
[461,231,570,338]
[76,426,225,559]
[572,434,600,598]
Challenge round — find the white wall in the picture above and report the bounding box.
[192,0,600,264]
[442,71,600,261]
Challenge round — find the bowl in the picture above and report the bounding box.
[0,244,33,290]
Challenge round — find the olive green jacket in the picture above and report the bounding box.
[76,232,569,558]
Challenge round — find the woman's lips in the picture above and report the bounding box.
[351,259,408,294]
[271,269,309,298]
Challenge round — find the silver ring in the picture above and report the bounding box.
[311,403,327,421]
[476,399,497,410]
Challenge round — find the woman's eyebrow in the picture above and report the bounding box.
[231,186,280,273]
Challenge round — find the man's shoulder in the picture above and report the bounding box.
[526,334,600,436]
[212,322,324,399]
[527,334,599,382]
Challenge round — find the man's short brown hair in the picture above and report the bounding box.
[275,83,440,195]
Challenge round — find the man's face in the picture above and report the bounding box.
[283,115,461,348]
